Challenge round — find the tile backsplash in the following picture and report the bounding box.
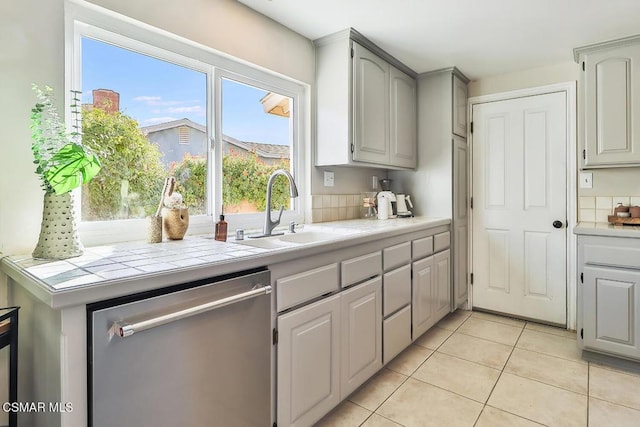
[579,196,640,222]
[311,194,363,223]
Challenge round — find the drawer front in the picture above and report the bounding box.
[584,244,640,270]
[342,251,382,288]
[434,231,451,253]
[383,305,412,363]
[277,263,339,312]
[383,242,411,271]
[383,264,412,317]
[412,236,434,260]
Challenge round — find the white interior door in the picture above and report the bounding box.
[472,91,567,325]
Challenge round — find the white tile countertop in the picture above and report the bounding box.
[574,221,640,238]
[0,217,450,309]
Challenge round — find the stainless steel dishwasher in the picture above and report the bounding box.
[87,268,271,427]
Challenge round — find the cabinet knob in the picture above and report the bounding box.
[553,220,563,229]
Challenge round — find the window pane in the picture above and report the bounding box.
[221,78,293,214]
[80,37,208,221]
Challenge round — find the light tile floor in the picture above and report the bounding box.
[314,310,640,427]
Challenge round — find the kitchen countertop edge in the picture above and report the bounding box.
[1,217,451,309]
[574,221,640,238]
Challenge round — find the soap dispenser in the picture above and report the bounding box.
[214,214,228,242]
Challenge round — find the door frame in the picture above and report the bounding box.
[467,82,577,330]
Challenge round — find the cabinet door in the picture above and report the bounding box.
[583,44,640,166]
[352,42,390,165]
[277,294,341,427]
[434,249,452,323]
[453,137,468,307]
[412,256,434,340]
[453,74,468,137]
[340,277,382,399]
[583,266,640,359]
[389,66,416,168]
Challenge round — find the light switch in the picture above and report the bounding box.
[579,172,593,189]
[324,170,335,187]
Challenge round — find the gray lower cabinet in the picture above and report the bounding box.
[412,247,451,340]
[583,266,640,359]
[277,294,341,427]
[340,277,382,398]
[578,234,640,362]
[275,225,451,425]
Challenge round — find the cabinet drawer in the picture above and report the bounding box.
[277,263,339,312]
[383,265,411,317]
[384,242,411,271]
[342,251,382,288]
[412,236,433,260]
[434,232,450,252]
[584,244,640,270]
[383,305,412,363]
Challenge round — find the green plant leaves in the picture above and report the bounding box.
[45,143,102,195]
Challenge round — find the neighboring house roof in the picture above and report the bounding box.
[140,118,206,135]
[140,118,289,159]
[223,135,290,159]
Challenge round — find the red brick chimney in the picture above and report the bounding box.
[92,89,120,113]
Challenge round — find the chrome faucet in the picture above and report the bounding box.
[260,169,298,237]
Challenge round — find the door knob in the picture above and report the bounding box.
[552,220,563,229]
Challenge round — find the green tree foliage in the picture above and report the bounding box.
[222,149,291,212]
[170,154,207,215]
[81,107,165,220]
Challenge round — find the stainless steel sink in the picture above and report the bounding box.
[235,229,349,249]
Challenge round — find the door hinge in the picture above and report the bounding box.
[470,273,474,285]
[272,328,278,345]
[351,48,354,58]
[580,328,584,339]
[273,423,278,427]
[470,121,474,134]
[583,149,586,160]
[580,272,583,283]
[582,61,585,71]
[350,143,355,153]
[470,197,473,209]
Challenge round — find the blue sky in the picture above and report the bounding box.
[81,37,290,145]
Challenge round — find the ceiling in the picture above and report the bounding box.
[237,0,640,80]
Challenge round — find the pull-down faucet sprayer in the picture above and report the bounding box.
[254,169,298,238]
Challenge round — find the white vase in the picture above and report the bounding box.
[32,192,84,259]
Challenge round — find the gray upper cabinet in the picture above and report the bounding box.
[389,66,417,168]
[575,36,640,168]
[315,29,417,169]
[353,42,390,165]
[452,74,468,137]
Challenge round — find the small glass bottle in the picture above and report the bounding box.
[214,214,228,241]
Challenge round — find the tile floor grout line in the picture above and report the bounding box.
[478,319,527,422]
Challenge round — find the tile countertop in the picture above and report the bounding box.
[574,221,640,238]
[0,217,450,309]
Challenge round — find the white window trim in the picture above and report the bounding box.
[65,0,307,246]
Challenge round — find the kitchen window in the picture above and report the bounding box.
[67,6,306,244]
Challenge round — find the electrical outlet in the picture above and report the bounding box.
[324,170,335,187]
[579,172,593,189]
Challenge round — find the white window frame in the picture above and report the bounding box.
[65,0,307,246]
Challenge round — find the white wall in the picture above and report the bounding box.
[0,0,317,255]
[469,61,640,209]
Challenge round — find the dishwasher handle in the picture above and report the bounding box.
[113,284,272,338]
